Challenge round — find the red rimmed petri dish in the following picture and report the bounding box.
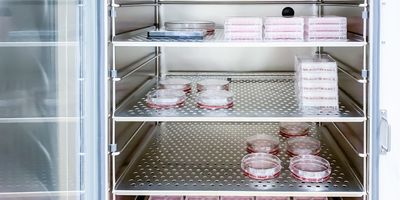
[159,78,192,93]
[221,197,254,200]
[287,136,321,156]
[289,155,331,182]
[165,20,216,33]
[196,90,233,109]
[196,79,229,92]
[246,135,280,155]
[146,89,186,109]
[279,122,311,138]
[241,153,282,180]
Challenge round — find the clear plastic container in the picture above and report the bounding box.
[241,153,282,180]
[264,24,304,32]
[306,16,347,25]
[159,78,192,92]
[165,21,216,33]
[196,90,234,109]
[279,122,311,138]
[225,17,263,25]
[264,17,304,25]
[221,197,254,200]
[246,135,280,155]
[256,197,290,200]
[197,79,229,92]
[186,197,219,200]
[306,31,347,41]
[289,155,331,182]
[146,89,186,109]
[264,31,304,41]
[287,136,321,156]
[306,24,347,32]
[225,31,263,40]
[224,24,263,32]
[149,196,184,200]
[293,197,328,200]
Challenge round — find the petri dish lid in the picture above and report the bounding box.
[287,136,321,156]
[289,155,331,182]
[159,78,192,92]
[197,79,229,92]
[241,153,282,180]
[165,21,215,32]
[246,135,280,155]
[196,90,234,109]
[279,122,311,137]
[146,89,186,108]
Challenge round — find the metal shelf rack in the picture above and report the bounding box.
[112,29,366,48]
[115,122,364,197]
[114,74,365,122]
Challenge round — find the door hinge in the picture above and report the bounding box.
[362,10,369,19]
[109,144,120,156]
[110,8,117,18]
[109,69,121,81]
[380,110,391,154]
[361,69,368,79]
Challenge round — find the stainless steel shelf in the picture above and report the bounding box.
[114,122,364,197]
[112,29,366,47]
[114,74,365,122]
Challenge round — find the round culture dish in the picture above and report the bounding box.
[146,89,186,109]
[289,155,331,182]
[196,90,233,109]
[196,79,229,92]
[279,122,311,138]
[287,136,321,156]
[165,20,216,33]
[241,153,282,180]
[159,78,192,92]
[246,135,280,155]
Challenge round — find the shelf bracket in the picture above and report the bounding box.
[110,69,121,81]
[362,10,369,19]
[110,7,117,18]
[361,69,368,79]
[109,144,120,156]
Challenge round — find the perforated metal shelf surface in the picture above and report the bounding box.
[115,122,364,197]
[112,29,366,47]
[114,74,365,122]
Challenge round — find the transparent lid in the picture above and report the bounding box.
[225,17,263,25]
[287,136,321,156]
[159,78,192,92]
[197,90,234,109]
[289,155,331,182]
[246,135,280,154]
[241,153,282,180]
[165,21,215,32]
[279,122,311,137]
[146,89,186,109]
[197,79,229,92]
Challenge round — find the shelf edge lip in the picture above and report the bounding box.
[112,41,367,47]
[0,41,79,47]
[0,190,83,198]
[113,190,366,197]
[0,117,80,123]
[113,116,367,122]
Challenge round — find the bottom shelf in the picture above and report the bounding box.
[115,122,364,197]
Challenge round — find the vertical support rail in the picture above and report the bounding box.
[110,1,117,199]
[361,2,368,200]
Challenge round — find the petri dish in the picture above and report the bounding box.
[289,155,331,182]
[279,122,311,138]
[146,89,186,109]
[197,90,234,109]
[241,153,282,180]
[165,21,215,33]
[159,78,192,92]
[287,136,321,156]
[246,135,280,155]
[197,79,229,92]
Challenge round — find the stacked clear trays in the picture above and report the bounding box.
[224,17,263,40]
[295,54,339,113]
[289,155,331,182]
[241,153,282,180]
[305,16,347,41]
[264,17,304,41]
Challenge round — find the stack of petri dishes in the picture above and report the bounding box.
[264,17,304,41]
[305,16,347,41]
[196,79,233,109]
[289,155,331,182]
[224,17,263,40]
[165,21,216,34]
[279,122,311,138]
[241,153,282,180]
[146,89,186,109]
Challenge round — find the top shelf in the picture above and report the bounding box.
[112,29,366,47]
